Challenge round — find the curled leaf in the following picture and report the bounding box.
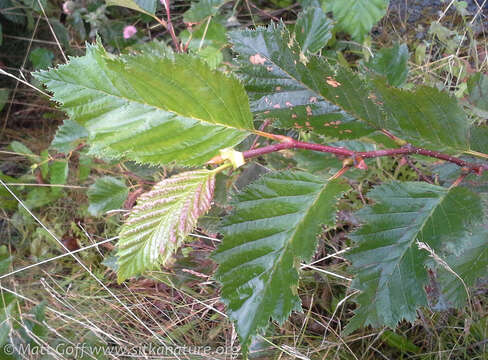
[117,170,216,282]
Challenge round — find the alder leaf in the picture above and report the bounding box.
[35,41,254,167]
[126,39,174,57]
[327,0,388,41]
[213,171,349,354]
[231,25,472,152]
[371,80,470,153]
[117,169,216,282]
[294,7,333,54]
[50,119,88,153]
[275,60,470,153]
[230,24,375,140]
[346,182,484,334]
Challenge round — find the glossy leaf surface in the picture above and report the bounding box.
[346,182,484,333]
[35,42,254,167]
[231,24,472,153]
[372,80,470,152]
[213,171,348,354]
[230,24,375,140]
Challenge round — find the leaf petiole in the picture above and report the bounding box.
[211,162,234,174]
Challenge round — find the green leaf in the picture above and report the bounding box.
[327,0,388,41]
[183,0,229,23]
[105,0,157,16]
[17,300,48,343]
[40,149,49,179]
[102,254,119,271]
[0,245,12,275]
[0,292,16,347]
[77,154,92,182]
[50,160,68,185]
[294,7,333,54]
[197,46,223,70]
[380,330,420,353]
[125,39,174,58]
[23,0,47,13]
[49,18,70,49]
[23,187,60,210]
[437,230,488,308]
[49,160,69,195]
[9,141,35,157]
[232,25,472,151]
[50,119,89,153]
[428,21,458,53]
[0,171,18,210]
[346,182,484,334]
[366,43,409,87]
[117,169,216,282]
[180,21,227,50]
[87,176,129,216]
[467,72,488,111]
[35,41,254,166]
[372,80,470,153]
[299,0,321,7]
[0,0,26,25]
[29,48,54,71]
[469,126,488,154]
[213,171,348,354]
[230,24,375,140]
[30,301,47,339]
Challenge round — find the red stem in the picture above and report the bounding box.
[241,138,487,174]
[249,120,272,150]
[450,172,469,188]
[162,0,180,51]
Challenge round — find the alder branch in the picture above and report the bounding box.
[228,132,488,175]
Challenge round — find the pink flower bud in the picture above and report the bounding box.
[123,25,137,39]
[62,1,74,14]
